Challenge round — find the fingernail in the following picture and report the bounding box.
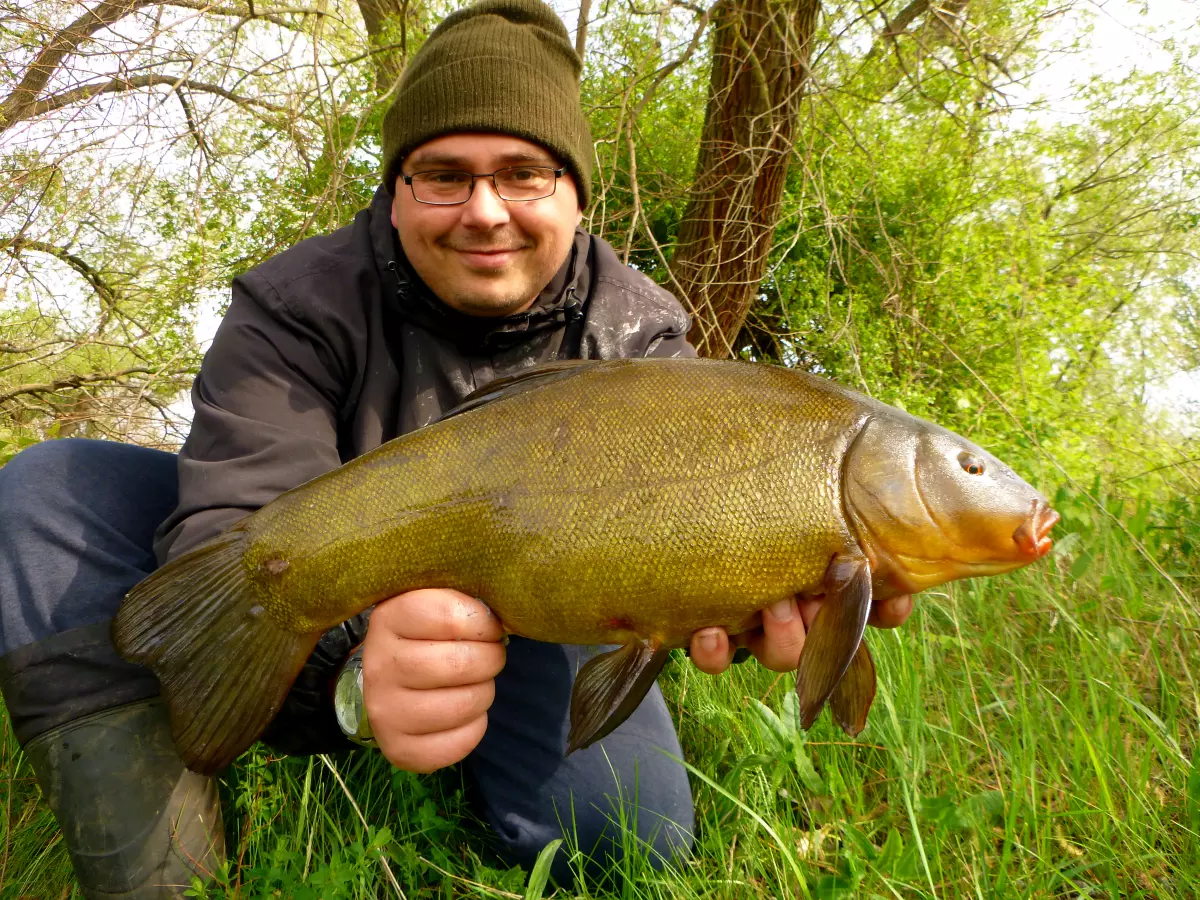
[699,629,721,653]
[767,599,795,622]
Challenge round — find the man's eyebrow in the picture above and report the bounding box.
[407,150,560,169]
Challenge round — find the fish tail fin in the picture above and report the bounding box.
[113,530,318,775]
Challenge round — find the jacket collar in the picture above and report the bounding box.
[368,186,590,353]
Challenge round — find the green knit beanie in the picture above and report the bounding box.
[381,0,593,207]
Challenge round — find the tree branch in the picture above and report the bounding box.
[0,0,161,130]
[177,87,212,159]
[0,367,179,405]
[632,0,723,121]
[0,237,122,310]
[13,72,290,124]
[0,337,75,356]
[160,1,323,29]
[575,0,592,60]
[866,0,929,60]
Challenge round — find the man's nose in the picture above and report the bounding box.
[458,177,510,228]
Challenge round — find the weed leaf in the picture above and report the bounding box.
[525,838,562,900]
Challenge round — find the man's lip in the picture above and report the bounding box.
[454,247,523,267]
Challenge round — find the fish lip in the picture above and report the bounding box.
[1012,500,1059,559]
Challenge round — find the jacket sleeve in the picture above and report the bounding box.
[645,328,698,359]
[153,270,349,564]
[641,289,698,360]
[153,269,367,755]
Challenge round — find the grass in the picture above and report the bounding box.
[2,483,1198,899]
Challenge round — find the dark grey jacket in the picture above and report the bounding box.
[150,187,695,753]
[154,187,694,564]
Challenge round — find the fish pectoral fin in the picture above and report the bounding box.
[796,554,872,730]
[828,638,876,736]
[566,641,671,754]
[112,530,319,775]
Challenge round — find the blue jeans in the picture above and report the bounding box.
[0,439,694,880]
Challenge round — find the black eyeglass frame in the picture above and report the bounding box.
[401,166,566,206]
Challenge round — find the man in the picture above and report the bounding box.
[0,0,913,895]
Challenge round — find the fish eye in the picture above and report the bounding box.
[958,451,985,476]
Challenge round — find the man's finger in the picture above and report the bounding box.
[377,588,505,642]
[375,715,489,775]
[869,593,913,629]
[373,682,496,736]
[751,597,807,672]
[689,627,735,674]
[368,638,506,690]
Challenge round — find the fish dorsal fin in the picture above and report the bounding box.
[440,359,609,422]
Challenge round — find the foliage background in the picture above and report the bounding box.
[0,0,1198,896]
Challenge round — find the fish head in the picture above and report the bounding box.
[842,414,1058,595]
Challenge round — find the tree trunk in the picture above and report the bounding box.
[671,0,820,358]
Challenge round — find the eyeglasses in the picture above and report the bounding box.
[402,165,565,205]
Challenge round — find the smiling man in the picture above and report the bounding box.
[0,0,911,896]
[394,138,582,315]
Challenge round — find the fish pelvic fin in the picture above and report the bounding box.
[566,641,671,754]
[796,554,872,730]
[828,638,876,736]
[112,529,318,775]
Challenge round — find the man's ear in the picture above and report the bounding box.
[576,207,583,227]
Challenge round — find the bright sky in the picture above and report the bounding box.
[1025,0,1200,424]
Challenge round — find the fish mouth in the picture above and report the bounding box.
[1012,500,1059,560]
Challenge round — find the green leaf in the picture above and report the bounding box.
[874,828,904,872]
[793,740,827,795]
[813,873,858,899]
[749,697,788,749]
[840,823,875,860]
[919,790,1004,830]
[524,838,562,900]
[1070,549,1095,580]
[780,690,801,734]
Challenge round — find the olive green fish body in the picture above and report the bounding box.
[115,358,1057,773]
[243,360,865,645]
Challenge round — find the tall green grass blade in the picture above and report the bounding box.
[1188,753,1200,835]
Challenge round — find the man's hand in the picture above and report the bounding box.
[688,593,914,675]
[361,588,506,773]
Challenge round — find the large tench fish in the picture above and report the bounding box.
[114,358,1058,774]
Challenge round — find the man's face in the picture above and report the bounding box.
[391,133,583,318]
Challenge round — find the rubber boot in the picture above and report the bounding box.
[24,697,225,899]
